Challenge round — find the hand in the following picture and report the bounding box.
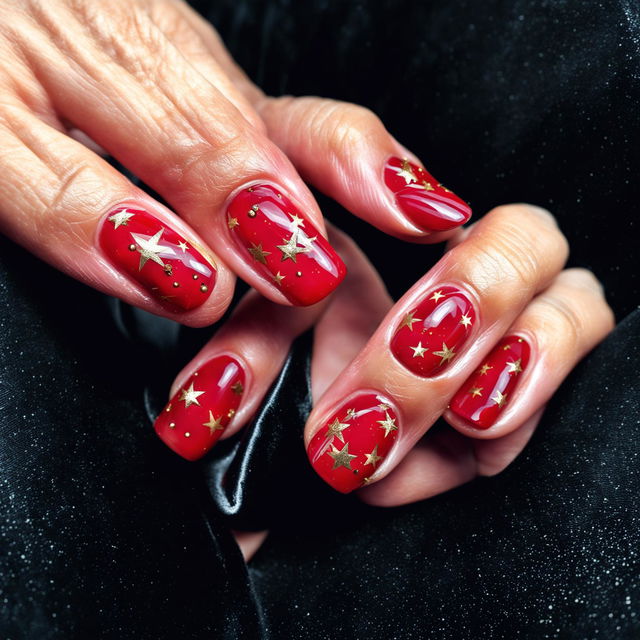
[0,0,469,323]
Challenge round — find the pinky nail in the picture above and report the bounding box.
[384,157,471,231]
[154,355,246,461]
[450,335,531,429]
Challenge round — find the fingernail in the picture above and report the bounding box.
[384,157,471,231]
[450,335,531,429]
[154,355,246,460]
[226,184,346,306]
[390,286,476,377]
[99,207,215,311]
[307,393,399,493]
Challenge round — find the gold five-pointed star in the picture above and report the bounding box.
[131,229,175,271]
[177,241,189,253]
[395,159,418,184]
[108,209,134,229]
[363,445,382,468]
[411,341,428,358]
[433,342,456,365]
[272,271,286,285]
[289,214,305,230]
[469,387,483,398]
[277,234,310,262]
[460,314,473,327]
[491,390,508,407]
[345,408,357,420]
[325,417,350,443]
[248,243,271,265]
[227,215,239,230]
[328,442,357,470]
[399,311,422,331]
[479,364,493,375]
[202,411,224,434]
[179,382,204,408]
[506,358,523,374]
[422,180,435,191]
[377,412,398,437]
[377,402,390,411]
[430,290,445,303]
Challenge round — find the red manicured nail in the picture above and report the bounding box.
[99,207,215,311]
[450,335,531,429]
[226,184,346,306]
[390,286,476,377]
[307,393,399,493]
[154,355,245,461]
[384,157,471,231]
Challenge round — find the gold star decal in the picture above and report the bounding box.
[438,183,452,193]
[399,311,422,331]
[248,243,271,265]
[422,180,435,191]
[377,402,390,411]
[178,382,204,408]
[227,215,239,230]
[479,364,493,375]
[363,445,382,468]
[272,271,286,285]
[325,417,350,443]
[289,214,305,230]
[430,290,445,303]
[328,442,357,470]
[395,159,418,184]
[231,382,244,395]
[469,387,483,398]
[491,390,508,407]
[460,314,473,328]
[177,241,189,253]
[202,411,224,434]
[433,342,456,365]
[377,412,398,437]
[108,209,134,229]
[506,359,523,374]
[276,234,310,262]
[131,229,175,271]
[345,408,357,420]
[411,342,428,358]
[502,344,512,351]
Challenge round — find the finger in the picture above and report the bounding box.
[446,268,614,436]
[20,0,345,306]
[304,204,569,493]
[0,101,232,325]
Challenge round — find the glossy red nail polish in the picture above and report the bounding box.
[450,335,530,429]
[307,393,399,493]
[154,355,245,461]
[390,286,475,377]
[226,184,346,306]
[384,157,471,232]
[99,207,215,311]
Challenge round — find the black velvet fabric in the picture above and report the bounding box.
[1,1,639,638]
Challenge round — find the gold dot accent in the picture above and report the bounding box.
[184,432,191,438]
[227,409,236,418]
[192,274,199,280]
[173,282,180,288]
[296,271,303,277]
[200,284,208,293]
[248,204,259,218]
[169,422,176,429]
[128,244,136,251]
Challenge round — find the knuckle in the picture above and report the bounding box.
[325,103,385,156]
[535,294,585,348]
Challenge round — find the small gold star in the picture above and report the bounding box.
[491,390,508,408]
[177,241,189,253]
[328,442,357,470]
[502,344,512,351]
[469,387,483,398]
[399,311,422,331]
[377,403,390,411]
[422,180,435,191]
[430,290,445,303]
[178,382,204,408]
[227,215,239,230]
[433,342,456,365]
[271,271,286,285]
[131,229,175,271]
[248,243,271,265]
[325,418,350,443]
[506,359,523,374]
[411,341,428,358]
[395,159,418,184]
[108,209,134,229]
[345,408,357,420]
[460,314,473,328]
[289,214,305,229]
[479,364,493,375]
[363,445,382,468]
[202,411,224,434]
[377,412,398,438]
[438,183,452,193]
[231,382,244,395]
[276,234,310,262]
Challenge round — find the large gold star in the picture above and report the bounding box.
[131,229,174,271]
[433,342,456,365]
[328,442,357,470]
[479,364,493,375]
[377,412,398,438]
[399,311,422,331]
[460,314,473,328]
[491,390,508,407]
[469,387,483,398]
[248,243,271,265]
[363,445,382,468]
[430,290,445,303]
[202,411,224,434]
[276,234,310,262]
[325,417,350,443]
[506,359,523,374]
[411,341,428,358]
[289,214,305,230]
[395,159,418,184]
[108,209,134,229]
[178,382,204,408]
